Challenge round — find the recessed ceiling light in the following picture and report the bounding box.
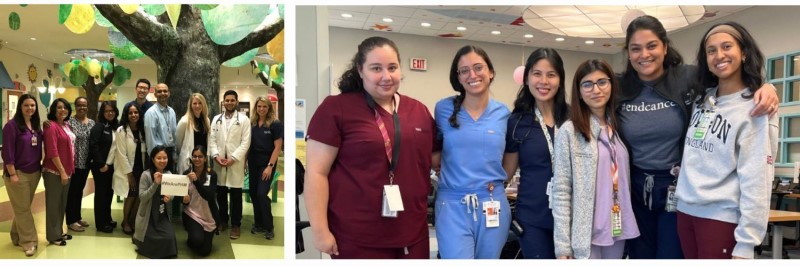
[341,13,352,18]
[524,34,534,38]
[491,30,501,35]
[457,26,467,31]
[30,37,36,41]
[421,22,431,27]
[382,17,393,23]
[555,37,565,42]
[585,40,594,45]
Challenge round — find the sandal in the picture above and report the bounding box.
[78,220,90,227]
[122,224,134,235]
[49,238,67,246]
[68,222,85,232]
[62,234,73,240]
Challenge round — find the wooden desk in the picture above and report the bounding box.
[769,210,800,259]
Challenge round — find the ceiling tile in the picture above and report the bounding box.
[328,10,369,22]
[410,9,452,22]
[544,15,595,28]
[659,16,690,30]
[404,18,445,30]
[586,11,627,25]
[528,6,583,18]
[524,18,555,30]
[328,6,374,14]
[598,23,625,35]
[328,19,366,30]
[680,6,706,16]
[577,5,629,14]
[369,6,418,18]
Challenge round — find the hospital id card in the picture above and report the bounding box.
[483,200,501,228]
[382,185,404,218]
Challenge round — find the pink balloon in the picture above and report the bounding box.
[513,66,525,85]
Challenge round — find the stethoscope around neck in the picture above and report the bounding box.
[214,112,241,129]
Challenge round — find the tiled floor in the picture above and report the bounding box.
[0,171,284,259]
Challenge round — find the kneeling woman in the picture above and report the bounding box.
[133,146,178,258]
[182,146,219,256]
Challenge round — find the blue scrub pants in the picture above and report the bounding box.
[435,182,511,259]
[627,166,684,259]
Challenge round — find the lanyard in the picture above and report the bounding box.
[598,125,620,210]
[533,107,557,167]
[366,93,401,185]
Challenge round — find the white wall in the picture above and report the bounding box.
[329,27,616,112]
[0,47,61,124]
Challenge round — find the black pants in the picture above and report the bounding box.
[66,168,90,225]
[217,186,242,227]
[249,164,274,231]
[182,212,214,256]
[92,165,115,228]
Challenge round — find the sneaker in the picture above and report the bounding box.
[68,223,85,232]
[230,226,240,239]
[265,230,275,240]
[250,226,266,234]
[24,246,36,257]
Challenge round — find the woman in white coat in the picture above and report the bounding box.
[176,93,211,175]
[209,90,251,238]
[113,104,147,235]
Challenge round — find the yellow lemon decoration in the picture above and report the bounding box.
[266,29,284,63]
[119,4,139,14]
[64,4,95,34]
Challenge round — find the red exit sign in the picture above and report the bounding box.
[410,58,427,71]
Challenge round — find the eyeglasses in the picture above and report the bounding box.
[580,78,611,92]
[136,86,149,90]
[457,64,485,77]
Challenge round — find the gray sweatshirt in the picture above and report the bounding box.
[676,87,778,259]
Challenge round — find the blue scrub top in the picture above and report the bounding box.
[435,96,509,191]
[505,112,555,229]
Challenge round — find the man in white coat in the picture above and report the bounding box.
[209,90,251,239]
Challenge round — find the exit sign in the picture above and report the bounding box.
[410,58,427,71]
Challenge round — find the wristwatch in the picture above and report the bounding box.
[268,162,275,167]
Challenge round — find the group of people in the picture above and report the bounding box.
[3,78,283,258]
[305,15,779,259]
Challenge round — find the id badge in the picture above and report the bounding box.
[483,200,501,228]
[665,185,678,212]
[693,112,713,140]
[31,135,37,146]
[159,203,165,214]
[382,185,404,218]
[611,209,622,237]
[546,178,554,209]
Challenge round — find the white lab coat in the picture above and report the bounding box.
[209,112,251,188]
[112,126,144,197]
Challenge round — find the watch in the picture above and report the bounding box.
[268,162,275,167]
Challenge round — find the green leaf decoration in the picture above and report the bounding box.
[58,64,67,77]
[20,4,27,7]
[278,4,284,19]
[112,66,131,86]
[201,4,270,45]
[194,4,217,10]
[9,12,20,31]
[42,79,49,88]
[58,4,72,25]
[69,65,88,86]
[143,4,166,16]
[108,28,145,60]
[95,6,112,27]
[222,47,259,68]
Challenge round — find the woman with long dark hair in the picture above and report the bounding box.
[113,103,146,235]
[43,98,76,247]
[434,45,510,259]
[675,21,777,259]
[552,59,639,259]
[133,146,178,258]
[502,48,569,258]
[2,94,43,256]
[89,101,119,233]
[181,146,219,256]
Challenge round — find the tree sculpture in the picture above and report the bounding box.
[93,4,284,116]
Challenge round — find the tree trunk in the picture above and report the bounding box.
[94,4,284,120]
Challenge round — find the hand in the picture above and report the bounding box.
[183,195,190,204]
[262,166,272,181]
[751,83,779,117]
[313,230,339,256]
[223,158,234,167]
[100,165,109,173]
[162,195,170,203]
[557,255,573,259]
[154,172,162,184]
[188,172,197,182]
[60,172,69,185]
[43,120,51,129]
[9,174,20,185]
[215,156,225,166]
[128,174,136,191]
